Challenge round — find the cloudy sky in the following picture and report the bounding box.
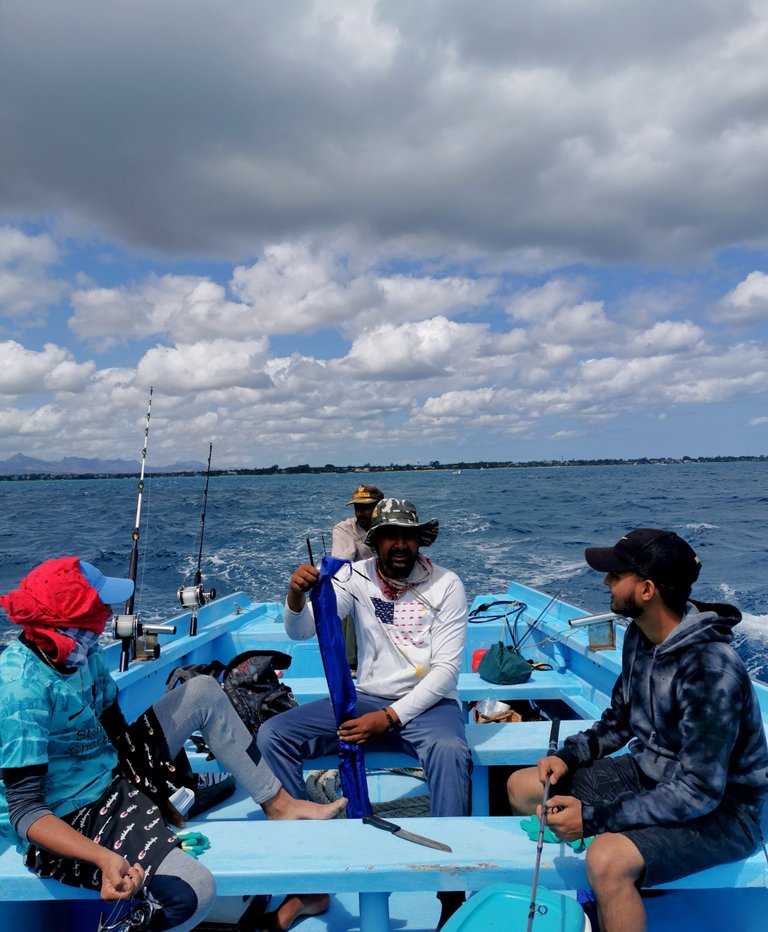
[1,0,767,469]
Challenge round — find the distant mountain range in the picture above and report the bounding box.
[0,453,206,476]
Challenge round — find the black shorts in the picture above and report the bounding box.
[566,755,763,887]
[25,774,179,890]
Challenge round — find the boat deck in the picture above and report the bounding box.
[3,582,767,930]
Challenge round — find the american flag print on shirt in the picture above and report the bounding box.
[371,596,432,648]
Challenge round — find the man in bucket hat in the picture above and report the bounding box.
[258,498,470,931]
[507,529,768,932]
[331,485,385,673]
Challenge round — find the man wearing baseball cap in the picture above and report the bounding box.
[508,529,768,932]
[259,498,470,930]
[331,485,384,673]
[332,485,384,562]
[0,558,345,931]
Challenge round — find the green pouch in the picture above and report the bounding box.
[176,830,211,858]
[477,641,532,685]
[519,816,594,852]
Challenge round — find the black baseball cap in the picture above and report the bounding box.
[585,528,702,593]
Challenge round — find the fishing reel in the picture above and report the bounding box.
[177,582,216,611]
[112,613,177,671]
[177,582,216,637]
[97,893,155,930]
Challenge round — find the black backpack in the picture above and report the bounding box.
[166,649,298,757]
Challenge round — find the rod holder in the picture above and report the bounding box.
[568,612,618,651]
[112,614,177,669]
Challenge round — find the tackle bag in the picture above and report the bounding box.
[476,640,533,685]
[476,602,533,685]
[165,649,299,756]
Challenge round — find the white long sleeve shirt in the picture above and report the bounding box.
[284,556,468,725]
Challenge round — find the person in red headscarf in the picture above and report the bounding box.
[0,558,346,932]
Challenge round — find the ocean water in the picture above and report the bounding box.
[1,462,766,680]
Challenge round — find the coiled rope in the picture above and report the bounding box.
[306,768,430,817]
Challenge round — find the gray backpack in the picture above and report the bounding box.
[166,649,298,755]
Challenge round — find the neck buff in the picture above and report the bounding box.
[57,627,103,668]
[375,553,433,600]
[0,557,111,663]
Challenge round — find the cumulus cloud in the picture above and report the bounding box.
[70,275,249,346]
[69,242,497,348]
[529,301,618,347]
[506,279,590,323]
[0,227,67,317]
[0,341,95,394]
[136,338,271,393]
[717,271,768,324]
[341,316,488,380]
[626,320,706,355]
[230,243,378,335]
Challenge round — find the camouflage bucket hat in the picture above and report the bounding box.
[364,498,440,548]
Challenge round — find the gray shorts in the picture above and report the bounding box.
[566,755,763,887]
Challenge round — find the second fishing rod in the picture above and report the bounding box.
[178,441,217,635]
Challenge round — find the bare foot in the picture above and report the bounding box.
[262,788,347,821]
[266,893,330,931]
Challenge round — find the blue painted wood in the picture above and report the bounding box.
[4,816,765,904]
[186,720,599,816]
[281,670,602,706]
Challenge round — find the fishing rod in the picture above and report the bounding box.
[177,442,217,635]
[112,388,176,671]
[125,387,152,619]
[514,589,562,653]
[526,718,561,932]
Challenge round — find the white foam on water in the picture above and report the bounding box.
[738,611,768,641]
[526,557,587,591]
[717,582,738,603]
[453,513,492,535]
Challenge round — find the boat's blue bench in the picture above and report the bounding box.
[278,670,606,719]
[186,720,598,815]
[2,813,766,932]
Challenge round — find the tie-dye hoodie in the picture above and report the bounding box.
[556,599,768,836]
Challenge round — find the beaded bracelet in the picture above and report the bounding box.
[382,707,398,730]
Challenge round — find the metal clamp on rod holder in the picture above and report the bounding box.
[113,614,177,671]
[567,612,619,651]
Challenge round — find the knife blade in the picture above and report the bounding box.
[363,814,452,852]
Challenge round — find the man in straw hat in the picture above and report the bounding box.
[331,484,384,674]
[258,498,471,930]
[507,528,768,932]
[332,484,384,563]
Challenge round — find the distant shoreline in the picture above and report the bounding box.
[0,454,765,481]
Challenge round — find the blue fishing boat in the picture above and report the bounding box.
[2,580,766,931]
